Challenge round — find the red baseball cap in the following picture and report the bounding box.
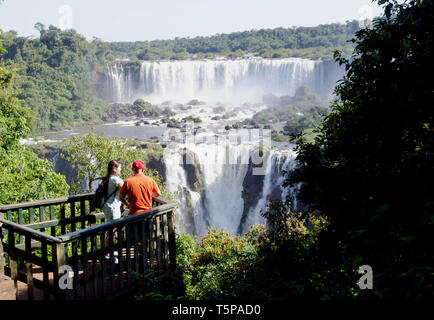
[132,160,145,169]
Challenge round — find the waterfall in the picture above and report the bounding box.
[99,57,343,236]
[164,140,297,236]
[106,63,135,103]
[105,58,343,104]
[241,149,297,234]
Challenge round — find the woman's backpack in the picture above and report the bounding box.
[93,178,119,209]
[93,179,109,209]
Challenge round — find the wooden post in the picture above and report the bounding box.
[162,213,169,271]
[133,224,139,273]
[126,225,132,288]
[10,258,18,299]
[117,228,124,291]
[148,218,154,270]
[25,236,34,300]
[80,200,86,230]
[72,241,80,299]
[18,209,23,243]
[60,204,66,235]
[140,221,147,274]
[8,231,18,299]
[71,203,76,232]
[82,238,89,299]
[25,263,34,300]
[91,236,98,297]
[167,210,176,271]
[41,240,50,300]
[50,205,56,236]
[156,216,162,273]
[108,230,115,294]
[53,242,66,300]
[100,232,107,297]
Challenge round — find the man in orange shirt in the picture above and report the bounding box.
[120,160,161,215]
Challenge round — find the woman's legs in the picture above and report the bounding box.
[103,208,120,263]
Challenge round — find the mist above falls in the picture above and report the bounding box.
[104,57,343,106]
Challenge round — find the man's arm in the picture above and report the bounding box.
[152,180,161,198]
[119,182,129,207]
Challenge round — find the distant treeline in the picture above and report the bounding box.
[109,20,360,60]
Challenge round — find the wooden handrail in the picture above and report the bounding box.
[0,194,170,212]
[0,218,63,243]
[0,193,94,211]
[24,214,99,231]
[152,196,171,205]
[58,202,176,242]
[0,197,175,243]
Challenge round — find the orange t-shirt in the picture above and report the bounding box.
[120,174,161,214]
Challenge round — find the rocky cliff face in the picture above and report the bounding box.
[181,148,204,193]
[238,158,265,233]
[145,154,166,180]
[30,144,80,190]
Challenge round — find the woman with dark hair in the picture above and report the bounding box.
[102,160,123,263]
[102,160,124,221]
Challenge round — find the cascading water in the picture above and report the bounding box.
[106,63,135,103]
[105,58,343,104]
[164,138,298,236]
[241,149,297,234]
[99,57,343,236]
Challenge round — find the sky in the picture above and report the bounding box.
[0,0,384,42]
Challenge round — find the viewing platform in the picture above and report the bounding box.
[0,194,176,300]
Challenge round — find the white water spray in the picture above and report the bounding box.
[106,58,342,104]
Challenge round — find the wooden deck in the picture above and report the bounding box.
[1,246,162,300]
[0,194,177,300]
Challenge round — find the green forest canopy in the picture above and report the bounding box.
[0,64,69,205]
[108,21,360,60]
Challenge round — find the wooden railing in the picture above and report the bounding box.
[0,194,176,300]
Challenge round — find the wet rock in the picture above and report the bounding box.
[181,149,203,193]
[238,158,266,234]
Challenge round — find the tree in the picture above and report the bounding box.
[0,63,69,205]
[0,65,34,152]
[0,145,70,205]
[2,24,109,132]
[288,0,433,299]
[61,130,169,198]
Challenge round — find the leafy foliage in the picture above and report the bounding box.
[1,25,111,131]
[287,0,433,299]
[0,65,33,151]
[162,201,337,300]
[0,63,69,205]
[61,130,170,199]
[0,144,69,205]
